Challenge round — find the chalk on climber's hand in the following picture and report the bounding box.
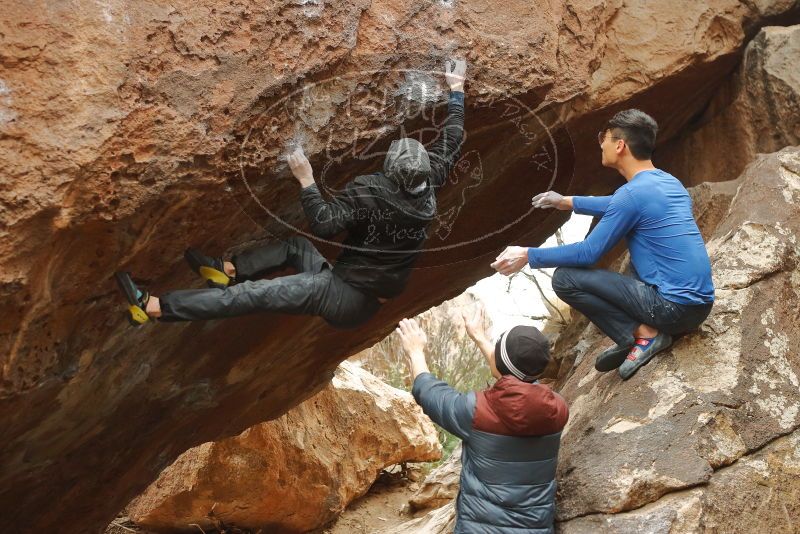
[284,145,301,160]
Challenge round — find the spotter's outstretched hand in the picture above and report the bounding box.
[461,303,487,342]
[491,246,529,276]
[396,318,428,356]
[396,318,431,379]
[531,191,571,210]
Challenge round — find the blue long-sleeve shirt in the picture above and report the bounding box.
[527,169,714,305]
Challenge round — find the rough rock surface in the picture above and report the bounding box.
[408,443,462,513]
[662,24,800,186]
[559,427,800,533]
[2,1,800,532]
[384,501,457,534]
[555,146,800,527]
[126,362,441,533]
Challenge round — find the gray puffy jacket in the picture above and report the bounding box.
[412,373,569,533]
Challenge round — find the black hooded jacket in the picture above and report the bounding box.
[299,91,465,299]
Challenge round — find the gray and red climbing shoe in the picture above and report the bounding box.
[114,271,150,326]
[184,247,230,289]
[618,333,673,380]
[595,343,632,372]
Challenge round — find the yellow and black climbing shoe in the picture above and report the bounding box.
[184,247,230,289]
[114,271,151,327]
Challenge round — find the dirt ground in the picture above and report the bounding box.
[317,465,428,534]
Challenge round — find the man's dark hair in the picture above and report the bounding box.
[604,109,658,160]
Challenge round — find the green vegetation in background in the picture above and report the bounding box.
[358,303,494,464]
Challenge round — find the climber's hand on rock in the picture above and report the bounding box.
[287,148,315,188]
[491,246,529,276]
[445,58,467,92]
[531,191,572,210]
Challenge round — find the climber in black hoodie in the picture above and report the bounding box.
[115,59,467,329]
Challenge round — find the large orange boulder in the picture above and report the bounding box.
[2,1,798,532]
[126,362,440,533]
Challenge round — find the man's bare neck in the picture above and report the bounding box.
[619,160,657,181]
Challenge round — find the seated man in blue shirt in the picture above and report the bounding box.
[491,109,714,380]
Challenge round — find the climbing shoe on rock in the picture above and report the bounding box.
[618,333,673,380]
[184,247,230,289]
[114,271,150,326]
[595,343,632,372]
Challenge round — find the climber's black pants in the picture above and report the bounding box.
[551,267,713,347]
[159,236,381,329]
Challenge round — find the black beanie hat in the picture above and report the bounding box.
[494,325,550,382]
